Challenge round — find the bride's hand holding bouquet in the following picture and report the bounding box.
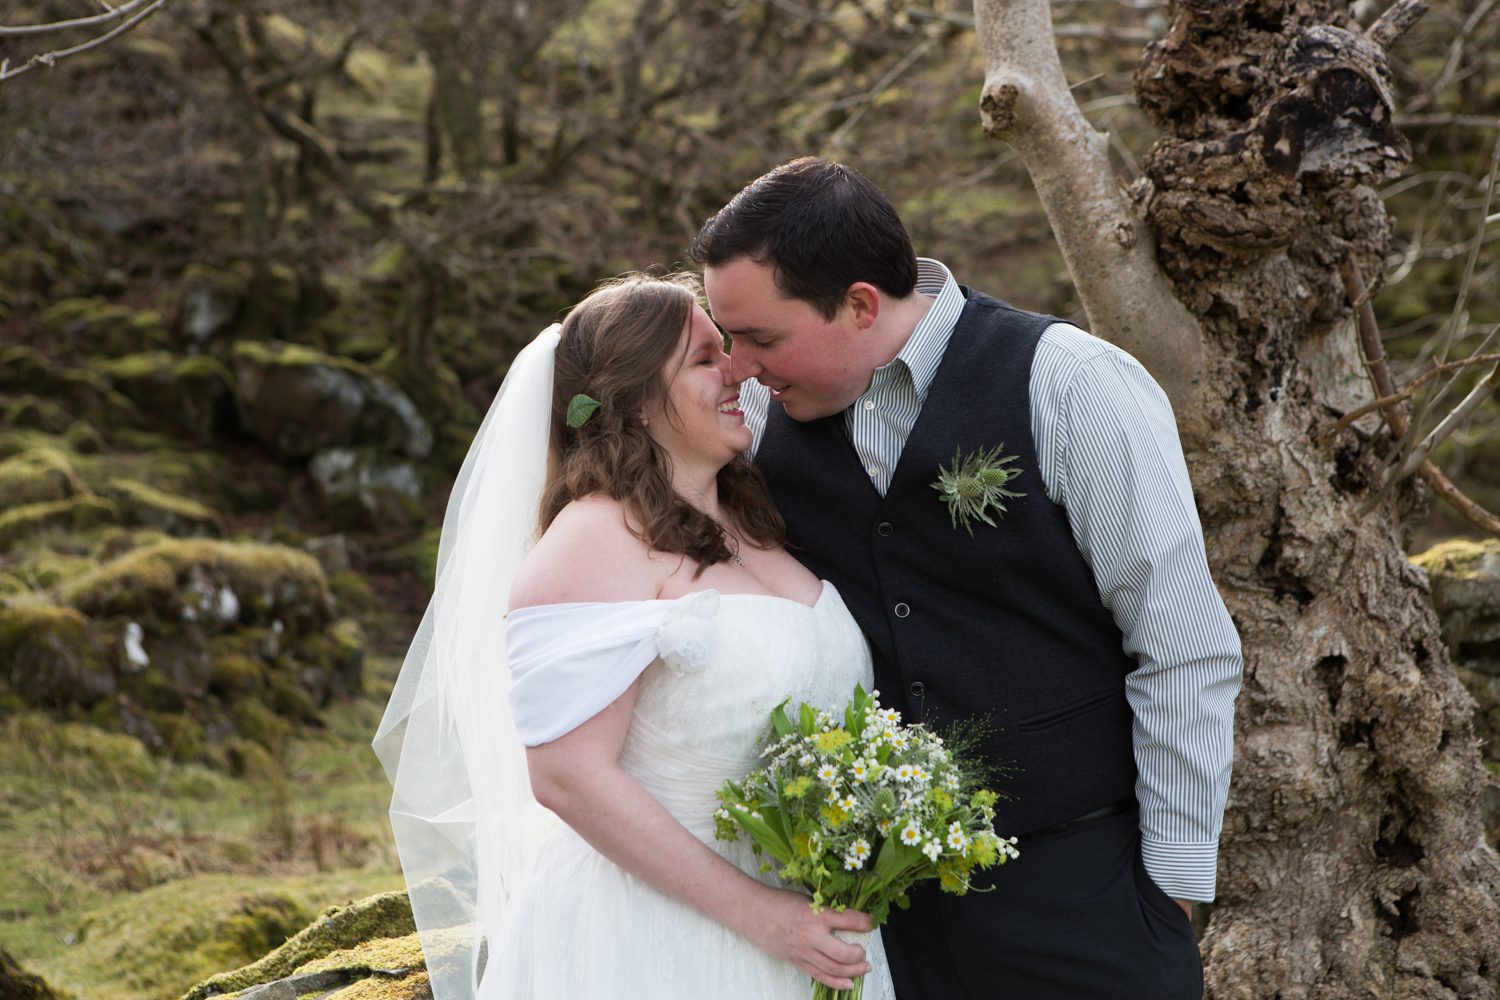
[716,685,1019,1000]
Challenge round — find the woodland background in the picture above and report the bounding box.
[0,0,1496,997]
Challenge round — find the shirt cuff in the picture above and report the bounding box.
[1139,837,1219,902]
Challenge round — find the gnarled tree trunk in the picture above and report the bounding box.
[975,0,1500,994]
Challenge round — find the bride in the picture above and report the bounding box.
[374,273,897,999]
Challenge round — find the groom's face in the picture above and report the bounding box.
[704,257,869,422]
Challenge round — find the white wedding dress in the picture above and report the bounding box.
[478,581,898,999]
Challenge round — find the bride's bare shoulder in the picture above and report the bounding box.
[508,496,661,610]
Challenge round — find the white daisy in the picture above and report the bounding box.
[900,822,923,846]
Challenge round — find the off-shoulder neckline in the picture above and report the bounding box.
[508,579,832,618]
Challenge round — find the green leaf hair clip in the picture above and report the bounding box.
[566,393,601,429]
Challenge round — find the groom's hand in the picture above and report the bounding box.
[1174,898,1194,920]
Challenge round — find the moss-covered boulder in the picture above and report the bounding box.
[231,341,433,460]
[97,351,236,445]
[3,394,74,434]
[181,890,419,1000]
[0,445,85,507]
[42,297,171,357]
[309,447,425,534]
[106,478,224,537]
[60,538,331,630]
[41,539,366,760]
[0,947,64,1000]
[0,495,117,553]
[175,264,248,348]
[0,347,141,431]
[0,603,115,708]
[1412,537,1500,668]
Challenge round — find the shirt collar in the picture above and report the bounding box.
[884,257,963,404]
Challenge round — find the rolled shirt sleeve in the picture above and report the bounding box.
[1032,323,1243,902]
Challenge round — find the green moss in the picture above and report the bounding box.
[41,298,169,357]
[63,420,107,455]
[230,338,368,376]
[328,571,379,618]
[0,446,85,507]
[106,478,223,537]
[0,496,118,552]
[0,346,52,392]
[0,947,65,1000]
[209,649,269,698]
[230,698,291,758]
[22,872,396,1000]
[179,890,418,1000]
[0,604,113,709]
[1412,538,1497,578]
[59,539,330,624]
[4,395,73,434]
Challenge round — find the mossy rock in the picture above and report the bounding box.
[97,351,236,445]
[174,264,248,348]
[106,477,224,537]
[42,297,171,357]
[0,495,117,553]
[0,603,115,708]
[0,245,62,301]
[0,445,85,507]
[0,947,65,1000]
[1412,538,1500,666]
[0,346,54,393]
[59,538,331,630]
[3,395,73,434]
[231,342,433,460]
[180,890,418,1000]
[309,447,426,535]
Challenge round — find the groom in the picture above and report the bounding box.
[693,157,1242,998]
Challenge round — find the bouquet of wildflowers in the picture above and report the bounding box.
[715,684,1018,1000]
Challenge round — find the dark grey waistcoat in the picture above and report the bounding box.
[757,287,1138,835]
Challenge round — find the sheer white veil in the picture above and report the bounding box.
[372,326,563,1000]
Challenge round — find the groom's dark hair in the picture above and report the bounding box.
[692,157,918,320]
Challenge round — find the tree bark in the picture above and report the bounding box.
[974,0,1500,994]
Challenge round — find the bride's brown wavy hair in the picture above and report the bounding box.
[538,272,786,575]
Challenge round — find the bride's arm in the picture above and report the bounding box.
[526,683,873,991]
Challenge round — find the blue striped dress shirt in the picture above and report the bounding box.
[741,258,1243,901]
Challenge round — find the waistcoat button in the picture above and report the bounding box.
[894,602,910,618]
[909,680,926,698]
[877,522,893,537]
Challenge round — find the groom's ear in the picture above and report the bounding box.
[843,283,880,331]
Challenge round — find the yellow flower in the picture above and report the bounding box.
[783,776,814,799]
[820,805,851,828]
[813,729,854,753]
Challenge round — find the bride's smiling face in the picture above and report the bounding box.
[642,304,752,471]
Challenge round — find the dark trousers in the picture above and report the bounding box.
[881,810,1203,999]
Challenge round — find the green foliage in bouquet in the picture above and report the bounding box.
[715,684,1018,930]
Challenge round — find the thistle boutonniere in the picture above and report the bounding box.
[932,444,1025,535]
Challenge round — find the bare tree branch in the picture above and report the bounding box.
[1367,0,1429,50]
[0,0,159,36]
[1341,255,1500,535]
[0,0,169,84]
[973,0,1206,414]
[1323,353,1500,439]
[1394,357,1500,481]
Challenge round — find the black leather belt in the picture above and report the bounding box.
[1013,797,1138,846]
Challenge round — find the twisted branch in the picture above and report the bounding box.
[1339,255,1500,536]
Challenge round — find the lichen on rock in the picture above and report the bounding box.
[180,890,419,1000]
